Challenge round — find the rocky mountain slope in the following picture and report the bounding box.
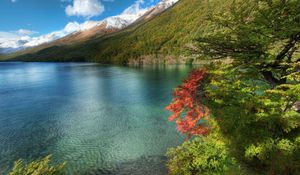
[0,0,178,55]
[2,0,216,64]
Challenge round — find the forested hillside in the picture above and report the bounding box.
[1,0,225,64]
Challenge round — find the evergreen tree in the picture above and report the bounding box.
[196,0,300,174]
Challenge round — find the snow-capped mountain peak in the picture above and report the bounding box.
[0,0,179,54]
[157,0,179,9]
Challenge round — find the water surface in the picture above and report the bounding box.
[0,62,191,175]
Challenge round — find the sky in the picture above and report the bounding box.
[0,0,160,50]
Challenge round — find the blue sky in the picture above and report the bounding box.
[0,0,159,35]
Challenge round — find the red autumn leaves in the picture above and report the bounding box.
[166,69,210,138]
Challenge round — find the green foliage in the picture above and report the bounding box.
[168,0,299,174]
[194,0,300,174]
[7,155,66,175]
[167,126,237,175]
[166,121,259,175]
[205,63,300,174]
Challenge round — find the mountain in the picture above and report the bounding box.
[1,0,217,64]
[0,47,22,54]
[0,0,179,56]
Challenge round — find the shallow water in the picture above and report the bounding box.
[0,62,192,174]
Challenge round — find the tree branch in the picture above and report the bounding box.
[275,32,300,61]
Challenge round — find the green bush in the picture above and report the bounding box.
[8,155,66,175]
[205,63,300,174]
[167,125,238,175]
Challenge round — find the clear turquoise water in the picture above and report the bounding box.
[0,62,192,175]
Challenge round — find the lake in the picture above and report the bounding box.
[0,62,192,175]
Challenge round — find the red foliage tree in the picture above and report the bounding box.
[166,69,210,138]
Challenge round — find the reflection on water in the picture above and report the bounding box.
[0,62,192,174]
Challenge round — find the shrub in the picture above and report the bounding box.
[8,155,66,175]
[167,123,238,175]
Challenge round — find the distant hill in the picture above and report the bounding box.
[1,0,224,64]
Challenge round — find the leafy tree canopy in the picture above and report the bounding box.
[168,0,300,174]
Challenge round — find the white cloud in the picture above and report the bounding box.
[65,0,105,18]
[0,32,21,48]
[17,29,38,35]
[0,29,38,49]
[0,21,102,51]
